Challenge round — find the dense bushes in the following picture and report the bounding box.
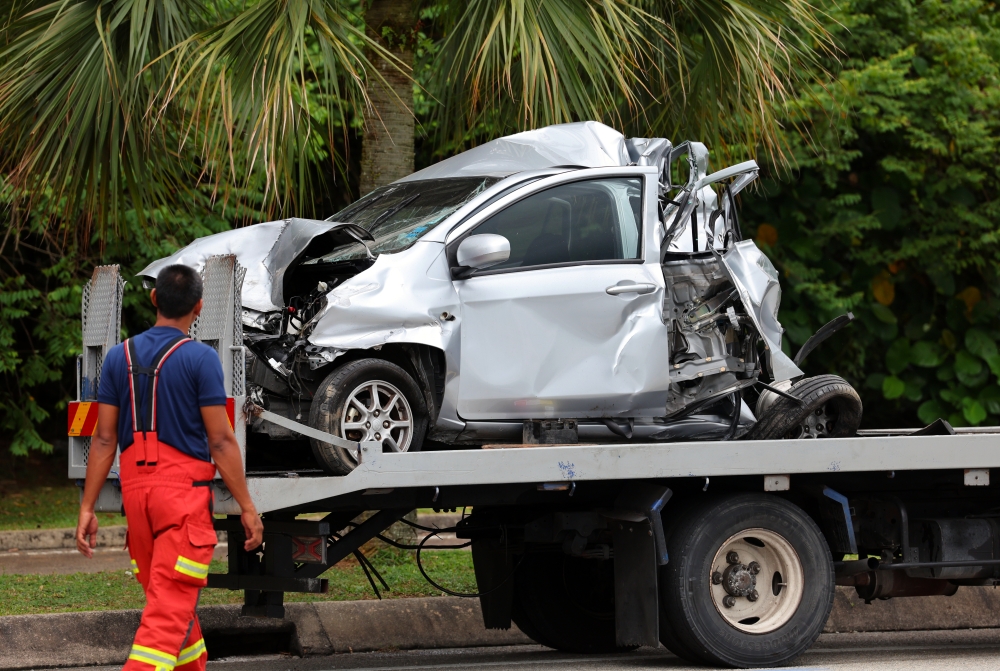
[746,0,1000,428]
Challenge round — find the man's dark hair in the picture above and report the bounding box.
[155,265,203,318]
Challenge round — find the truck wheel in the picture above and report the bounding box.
[745,374,862,441]
[659,494,834,668]
[308,358,427,475]
[511,552,634,654]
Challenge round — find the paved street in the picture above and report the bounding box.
[50,629,1000,671]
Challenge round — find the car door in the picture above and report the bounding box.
[451,168,673,420]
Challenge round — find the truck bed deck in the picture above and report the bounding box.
[213,429,1000,514]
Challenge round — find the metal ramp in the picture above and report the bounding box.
[189,255,248,463]
[68,265,124,479]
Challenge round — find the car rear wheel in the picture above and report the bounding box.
[745,374,862,441]
[658,493,834,667]
[308,358,427,475]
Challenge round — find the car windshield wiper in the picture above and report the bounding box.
[369,193,420,230]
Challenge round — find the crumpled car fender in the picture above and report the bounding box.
[306,241,459,352]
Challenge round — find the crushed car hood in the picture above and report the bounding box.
[139,218,344,313]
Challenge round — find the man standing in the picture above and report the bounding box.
[76,264,264,671]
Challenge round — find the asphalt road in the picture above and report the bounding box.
[51,629,1000,671]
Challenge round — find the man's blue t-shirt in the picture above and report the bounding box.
[97,326,228,462]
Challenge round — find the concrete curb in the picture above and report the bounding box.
[0,526,127,552]
[0,514,462,552]
[0,597,529,670]
[0,526,228,552]
[4,587,1000,669]
[824,584,1000,632]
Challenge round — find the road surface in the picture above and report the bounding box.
[54,629,1000,671]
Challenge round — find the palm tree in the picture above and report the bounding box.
[359,0,416,194]
[0,0,832,238]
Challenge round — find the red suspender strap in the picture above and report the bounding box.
[150,337,191,433]
[124,335,191,465]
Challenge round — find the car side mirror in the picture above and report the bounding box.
[454,234,510,278]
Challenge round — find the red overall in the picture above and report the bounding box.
[121,337,218,671]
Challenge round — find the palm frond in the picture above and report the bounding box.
[432,0,664,138]
[645,0,835,163]
[430,0,834,164]
[0,0,197,241]
[160,0,407,216]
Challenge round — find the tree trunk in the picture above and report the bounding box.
[360,0,416,196]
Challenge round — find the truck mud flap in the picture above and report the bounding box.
[604,483,672,647]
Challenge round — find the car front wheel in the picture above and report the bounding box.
[308,358,427,475]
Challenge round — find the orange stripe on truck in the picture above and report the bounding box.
[226,397,235,431]
[67,402,99,437]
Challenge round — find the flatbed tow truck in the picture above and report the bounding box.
[68,262,1000,668]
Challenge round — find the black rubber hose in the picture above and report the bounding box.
[415,529,523,599]
[724,392,742,441]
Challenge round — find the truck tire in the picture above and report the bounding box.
[659,494,834,668]
[308,358,427,475]
[744,374,862,441]
[510,552,634,654]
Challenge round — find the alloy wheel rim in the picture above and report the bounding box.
[789,403,834,439]
[709,528,804,634]
[340,379,413,462]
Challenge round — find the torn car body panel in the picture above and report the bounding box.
[141,218,365,314]
[720,241,804,382]
[139,121,805,447]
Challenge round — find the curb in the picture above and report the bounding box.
[824,584,1000,632]
[0,597,529,670]
[0,525,228,553]
[0,513,463,552]
[4,587,1000,669]
[0,527,127,553]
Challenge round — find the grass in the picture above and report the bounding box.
[0,449,120,532]
[0,484,119,531]
[0,548,477,617]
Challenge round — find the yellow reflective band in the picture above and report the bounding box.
[177,638,206,665]
[128,643,177,669]
[174,555,210,580]
[130,559,139,574]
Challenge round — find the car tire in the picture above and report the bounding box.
[744,374,862,441]
[308,358,427,475]
[659,493,834,668]
[510,552,635,654]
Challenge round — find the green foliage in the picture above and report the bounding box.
[747,0,1000,428]
[429,0,834,164]
[0,194,235,455]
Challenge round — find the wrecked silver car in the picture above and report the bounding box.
[141,121,862,474]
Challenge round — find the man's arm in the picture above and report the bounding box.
[76,403,119,557]
[202,405,264,550]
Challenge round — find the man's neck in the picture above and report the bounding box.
[153,315,195,334]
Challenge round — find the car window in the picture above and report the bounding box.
[471,178,642,270]
[310,177,499,264]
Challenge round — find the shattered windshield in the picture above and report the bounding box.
[311,177,499,263]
